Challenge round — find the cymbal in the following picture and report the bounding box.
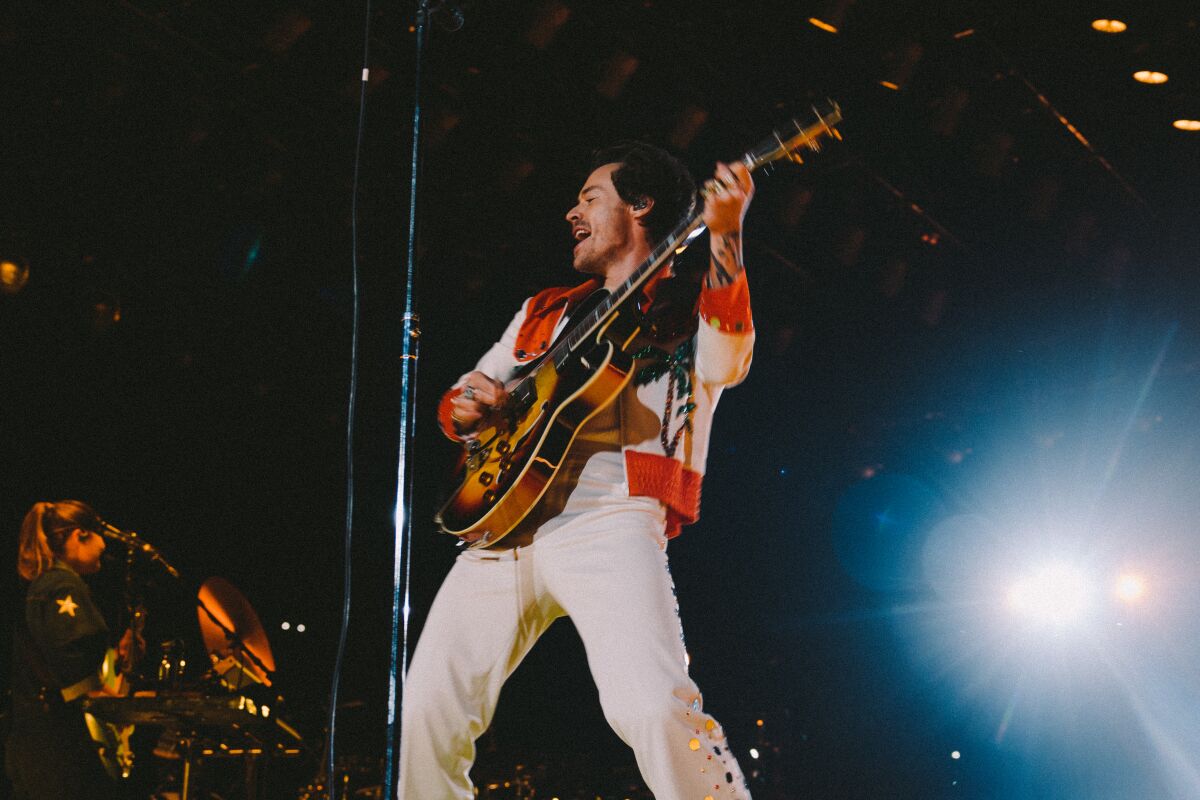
[196,576,276,685]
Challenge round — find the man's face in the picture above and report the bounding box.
[565,162,645,276]
[61,528,106,575]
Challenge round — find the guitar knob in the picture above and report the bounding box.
[483,490,497,505]
[496,440,510,455]
[478,472,494,486]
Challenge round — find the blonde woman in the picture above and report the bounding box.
[6,500,135,800]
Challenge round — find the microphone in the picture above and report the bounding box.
[93,517,181,579]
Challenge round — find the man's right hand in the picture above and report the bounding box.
[449,371,509,435]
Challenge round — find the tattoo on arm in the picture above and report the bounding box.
[706,231,744,288]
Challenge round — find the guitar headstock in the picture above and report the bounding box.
[743,100,843,171]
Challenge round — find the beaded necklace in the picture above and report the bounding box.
[632,338,696,458]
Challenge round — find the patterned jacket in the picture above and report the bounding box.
[438,270,754,538]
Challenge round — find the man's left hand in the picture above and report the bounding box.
[702,161,754,236]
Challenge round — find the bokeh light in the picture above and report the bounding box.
[0,257,31,295]
[1132,70,1169,85]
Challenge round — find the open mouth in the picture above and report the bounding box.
[572,227,590,251]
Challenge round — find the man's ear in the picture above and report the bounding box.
[631,196,654,220]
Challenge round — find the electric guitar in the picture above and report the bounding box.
[84,604,145,780]
[436,103,843,548]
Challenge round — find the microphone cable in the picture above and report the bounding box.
[327,0,372,789]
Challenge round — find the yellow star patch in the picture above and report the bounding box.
[56,595,79,617]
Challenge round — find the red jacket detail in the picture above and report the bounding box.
[624,450,702,539]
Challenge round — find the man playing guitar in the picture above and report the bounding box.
[400,141,757,798]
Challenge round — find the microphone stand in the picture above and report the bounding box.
[388,1,424,792]
[95,521,181,580]
[96,521,178,686]
[384,2,463,794]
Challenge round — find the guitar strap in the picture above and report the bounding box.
[510,290,600,380]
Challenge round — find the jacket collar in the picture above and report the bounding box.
[530,269,671,319]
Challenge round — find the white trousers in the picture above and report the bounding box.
[397,506,751,799]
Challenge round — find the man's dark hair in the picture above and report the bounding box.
[591,142,696,244]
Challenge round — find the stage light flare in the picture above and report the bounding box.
[1116,573,1146,603]
[1006,562,1091,626]
[892,328,1200,798]
[808,17,838,33]
[749,747,760,759]
[1173,119,1200,131]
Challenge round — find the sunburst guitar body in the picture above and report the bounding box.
[436,298,640,547]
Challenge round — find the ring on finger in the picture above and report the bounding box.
[462,385,475,400]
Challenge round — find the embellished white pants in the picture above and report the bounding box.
[396,505,751,799]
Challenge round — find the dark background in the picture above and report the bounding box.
[3,1,1199,797]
